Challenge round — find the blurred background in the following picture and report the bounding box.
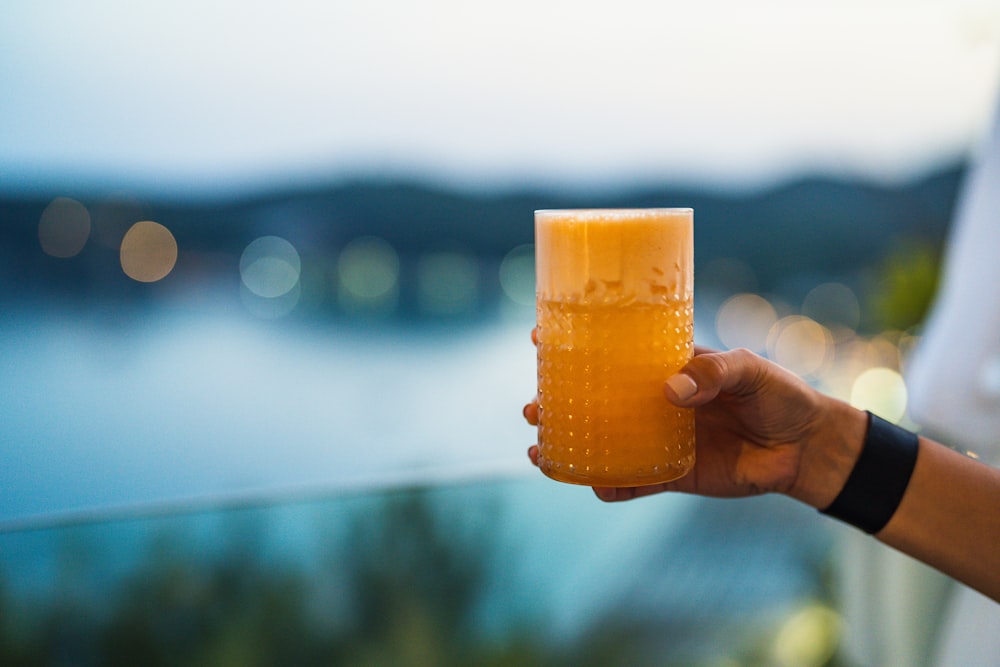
[2,0,998,665]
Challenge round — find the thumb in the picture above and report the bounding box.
[664,372,700,404]
[663,348,765,407]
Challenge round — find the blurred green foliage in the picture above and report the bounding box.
[864,236,942,333]
[0,488,844,667]
[0,491,559,666]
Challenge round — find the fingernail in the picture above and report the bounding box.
[666,373,698,401]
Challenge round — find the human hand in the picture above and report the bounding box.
[525,344,865,508]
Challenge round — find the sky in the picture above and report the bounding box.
[1,0,999,196]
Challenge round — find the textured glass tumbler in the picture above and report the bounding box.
[534,209,695,487]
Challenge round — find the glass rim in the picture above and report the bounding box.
[534,207,692,218]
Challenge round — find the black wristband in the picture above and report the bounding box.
[820,411,920,534]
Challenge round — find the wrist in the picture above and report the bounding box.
[820,411,920,533]
[788,397,868,510]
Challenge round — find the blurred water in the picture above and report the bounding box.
[0,307,705,643]
[1,307,832,660]
[1,308,537,526]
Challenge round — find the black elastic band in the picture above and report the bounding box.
[820,411,920,534]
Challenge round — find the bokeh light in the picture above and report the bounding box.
[119,221,178,283]
[336,236,400,313]
[715,293,778,353]
[841,336,899,371]
[850,367,908,423]
[498,244,535,307]
[416,249,479,316]
[241,281,301,320]
[38,197,91,258]
[815,332,907,402]
[768,316,834,378]
[240,236,301,298]
[772,602,842,667]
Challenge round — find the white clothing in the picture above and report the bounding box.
[907,99,1000,464]
[905,97,1000,667]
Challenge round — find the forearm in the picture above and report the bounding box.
[789,394,1000,601]
[876,437,1000,602]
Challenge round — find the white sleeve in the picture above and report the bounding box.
[906,100,1000,462]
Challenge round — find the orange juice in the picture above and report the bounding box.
[534,209,694,487]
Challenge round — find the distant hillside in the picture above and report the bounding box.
[0,165,965,314]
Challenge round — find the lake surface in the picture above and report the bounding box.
[0,305,831,659]
[2,307,539,524]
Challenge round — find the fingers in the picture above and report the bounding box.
[526,327,540,466]
[523,399,538,425]
[592,483,675,503]
[528,454,672,503]
[525,327,539,422]
[664,347,767,407]
[527,444,539,466]
[530,449,676,504]
[526,328,540,454]
[665,373,698,402]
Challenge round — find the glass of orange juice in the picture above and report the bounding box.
[534,208,695,487]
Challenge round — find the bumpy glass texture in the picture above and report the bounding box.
[535,209,694,487]
[537,297,694,486]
